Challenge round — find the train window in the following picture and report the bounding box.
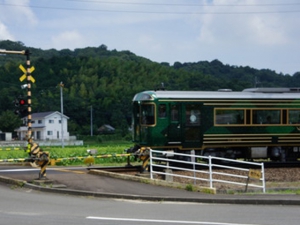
[252,110,280,124]
[186,104,201,125]
[171,105,179,121]
[158,104,167,118]
[141,104,155,125]
[288,110,300,124]
[215,109,244,125]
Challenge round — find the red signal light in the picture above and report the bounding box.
[19,99,26,105]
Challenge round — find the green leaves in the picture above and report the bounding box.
[0,40,297,136]
[0,110,22,132]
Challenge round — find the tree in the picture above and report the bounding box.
[0,110,22,132]
[1,40,297,136]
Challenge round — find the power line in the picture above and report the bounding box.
[0,2,300,15]
[64,0,300,7]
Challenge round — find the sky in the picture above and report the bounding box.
[0,0,299,75]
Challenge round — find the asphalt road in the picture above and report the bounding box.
[0,166,214,197]
[1,165,300,206]
[1,183,300,225]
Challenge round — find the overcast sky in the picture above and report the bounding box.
[0,0,299,75]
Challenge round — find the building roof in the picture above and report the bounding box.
[98,124,115,133]
[31,111,69,119]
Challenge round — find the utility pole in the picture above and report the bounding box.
[60,82,64,148]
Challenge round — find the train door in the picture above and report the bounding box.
[183,103,202,148]
[132,101,141,143]
[167,103,182,144]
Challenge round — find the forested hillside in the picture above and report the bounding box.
[0,40,299,135]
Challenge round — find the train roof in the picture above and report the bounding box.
[133,88,300,101]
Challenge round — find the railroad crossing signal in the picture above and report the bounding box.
[14,97,27,107]
[14,96,28,117]
[19,64,35,83]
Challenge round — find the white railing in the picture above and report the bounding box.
[149,149,265,193]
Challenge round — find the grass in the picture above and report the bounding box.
[265,189,300,195]
[0,141,135,166]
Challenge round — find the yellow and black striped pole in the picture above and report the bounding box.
[25,50,32,140]
[24,50,50,179]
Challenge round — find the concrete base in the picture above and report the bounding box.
[164,169,173,182]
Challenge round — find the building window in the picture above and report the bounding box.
[32,120,35,124]
[49,119,54,124]
[38,120,42,124]
[59,120,62,124]
[47,131,53,135]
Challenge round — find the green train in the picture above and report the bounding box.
[129,88,300,162]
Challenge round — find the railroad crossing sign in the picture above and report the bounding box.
[19,64,35,83]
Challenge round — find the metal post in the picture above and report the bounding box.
[191,150,196,185]
[60,82,64,148]
[261,163,266,193]
[150,149,153,179]
[208,156,213,189]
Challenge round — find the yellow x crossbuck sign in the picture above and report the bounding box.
[19,64,35,83]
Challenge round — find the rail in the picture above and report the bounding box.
[149,149,265,193]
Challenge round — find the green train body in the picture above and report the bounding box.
[131,88,300,162]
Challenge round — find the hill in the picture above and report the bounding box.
[0,40,299,135]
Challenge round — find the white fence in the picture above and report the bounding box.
[149,149,265,193]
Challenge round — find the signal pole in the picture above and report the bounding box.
[25,50,32,140]
[0,49,49,179]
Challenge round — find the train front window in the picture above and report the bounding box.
[141,104,155,125]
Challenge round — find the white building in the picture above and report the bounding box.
[15,111,70,141]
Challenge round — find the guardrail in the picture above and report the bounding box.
[149,149,265,193]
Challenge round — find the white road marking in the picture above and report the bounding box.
[86,216,260,225]
[0,168,39,172]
